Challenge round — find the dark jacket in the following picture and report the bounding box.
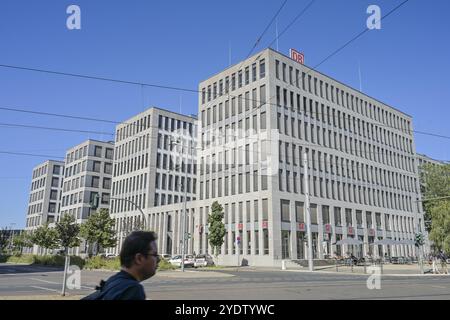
[82,270,146,300]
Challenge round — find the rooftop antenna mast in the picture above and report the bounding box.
[276,18,279,51]
[358,59,363,92]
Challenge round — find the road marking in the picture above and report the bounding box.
[29,278,58,285]
[431,285,446,289]
[30,286,59,293]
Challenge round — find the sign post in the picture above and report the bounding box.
[236,236,241,267]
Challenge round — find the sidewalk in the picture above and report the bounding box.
[283,263,450,276]
[155,269,235,279]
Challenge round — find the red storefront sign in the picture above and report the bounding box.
[290,48,305,65]
[348,226,354,235]
[238,223,243,230]
[262,221,269,229]
[298,223,306,231]
[325,224,332,234]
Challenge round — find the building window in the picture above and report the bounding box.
[259,59,265,78]
[94,146,102,158]
[281,199,290,222]
[53,165,61,175]
[105,148,114,160]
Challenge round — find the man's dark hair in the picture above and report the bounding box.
[120,231,158,268]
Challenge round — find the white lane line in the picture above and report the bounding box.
[29,278,59,285]
[80,286,95,290]
[30,286,59,293]
[431,285,447,289]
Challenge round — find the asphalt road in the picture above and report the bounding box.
[0,264,449,300]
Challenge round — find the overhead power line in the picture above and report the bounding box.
[267,0,317,49]
[0,64,199,93]
[312,0,410,71]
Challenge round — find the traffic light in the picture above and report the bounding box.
[415,233,424,247]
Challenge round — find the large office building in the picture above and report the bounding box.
[110,107,198,254]
[112,48,427,266]
[25,160,65,254]
[60,139,114,224]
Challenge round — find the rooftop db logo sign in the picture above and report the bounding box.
[290,49,305,65]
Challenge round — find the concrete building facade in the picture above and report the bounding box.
[112,48,427,267]
[25,160,65,254]
[59,139,114,254]
[110,107,197,255]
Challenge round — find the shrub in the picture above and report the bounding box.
[1,254,85,268]
[84,256,120,271]
[158,259,176,271]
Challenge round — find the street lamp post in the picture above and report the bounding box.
[170,136,193,272]
[109,197,147,231]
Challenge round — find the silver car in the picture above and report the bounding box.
[194,254,215,268]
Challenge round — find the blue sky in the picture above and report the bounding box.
[0,0,449,228]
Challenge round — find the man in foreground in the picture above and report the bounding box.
[83,231,160,300]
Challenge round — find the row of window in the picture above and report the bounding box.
[153,193,195,207]
[201,85,266,127]
[158,115,195,135]
[65,160,112,178]
[275,97,414,154]
[279,201,417,233]
[26,215,41,228]
[28,202,43,215]
[66,145,113,164]
[198,203,270,256]
[277,119,416,173]
[278,170,415,212]
[112,173,148,196]
[274,58,411,132]
[116,114,151,142]
[157,134,195,152]
[155,173,197,194]
[199,171,268,200]
[62,191,110,208]
[156,152,197,175]
[114,153,148,177]
[32,164,63,179]
[278,144,418,193]
[200,111,267,150]
[30,177,46,191]
[201,59,266,104]
[111,193,147,214]
[63,173,111,193]
[115,134,150,160]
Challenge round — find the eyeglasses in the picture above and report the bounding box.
[142,252,160,260]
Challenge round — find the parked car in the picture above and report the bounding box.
[159,254,172,261]
[185,255,196,266]
[168,255,194,267]
[194,254,215,268]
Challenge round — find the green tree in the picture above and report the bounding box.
[421,163,450,232]
[55,213,80,296]
[429,201,450,253]
[32,223,59,251]
[0,228,10,254]
[12,231,34,255]
[55,214,80,251]
[207,201,226,261]
[80,208,117,256]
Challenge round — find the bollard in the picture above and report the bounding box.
[282,260,286,270]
